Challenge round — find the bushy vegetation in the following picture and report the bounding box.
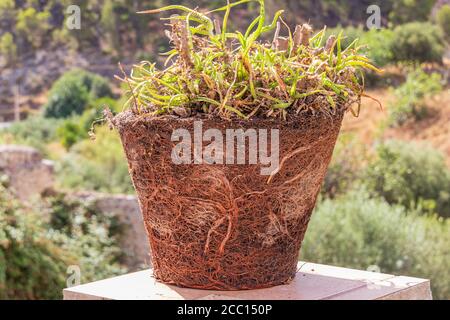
[389,69,443,126]
[15,7,51,49]
[322,133,368,197]
[322,26,395,69]
[0,32,16,65]
[0,116,64,157]
[359,29,395,67]
[322,25,364,50]
[388,0,435,25]
[389,22,445,64]
[0,186,67,299]
[43,193,126,282]
[302,189,450,300]
[365,140,450,218]
[436,5,450,40]
[44,69,113,119]
[56,119,89,149]
[0,185,125,299]
[56,127,133,194]
[320,22,445,68]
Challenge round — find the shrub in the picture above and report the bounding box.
[0,32,17,65]
[0,116,63,156]
[78,71,114,101]
[321,27,393,68]
[389,69,443,126]
[16,7,51,48]
[301,189,450,299]
[56,126,133,194]
[101,0,121,50]
[43,74,90,119]
[85,96,119,118]
[322,25,365,50]
[390,22,445,64]
[0,0,14,13]
[43,193,126,283]
[44,69,113,119]
[436,5,450,40]
[0,186,67,299]
[365,140,450,218]
[360,29,394,67]
[322,133,367,198]
[0,186,125,299]
[388,0,435,25]
[55,98,116,150]
[56,118,88,149]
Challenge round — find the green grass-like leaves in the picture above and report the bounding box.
[122,0,380,119]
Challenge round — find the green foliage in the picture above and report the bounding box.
[0,0,14,11]
[0,187,67,299]
[124,0,378,119]
[44,193,126,282]
[365,140,450,218]
[389,69,443,126]
[0,0,16,30]
[0,32,17,65]
[56,126,133,194]
[390,22,445,64]
[16,7,51,48]
[56,99,114,150]
[44,69,113,119]
[322,25,365,50]
[79,71,114,101]
[360,28,394,67]
[437,5,450,40]
[0,185,125,299]
[322,26,394,67]
[388,0,435,25]
[302,189,450,300]
[322,133,367,197]
[0,116,63,157]
[44,75,90,119]
[56,119,88,149]
[101,0,121,51]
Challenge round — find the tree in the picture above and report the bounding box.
[16,7,51,49]
[0,32,17,66]
[0,0,16,33]
[44,69,113,118]
[101,0,121,51]
[437,5,450,40]
[388,0,435,25]
[390,22,445,63]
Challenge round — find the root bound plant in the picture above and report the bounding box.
[113,0,379,290]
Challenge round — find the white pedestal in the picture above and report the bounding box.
[63,262,432,300]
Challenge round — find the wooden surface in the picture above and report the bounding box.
[63,262,432,300]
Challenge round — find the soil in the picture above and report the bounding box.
[114,109,344,290]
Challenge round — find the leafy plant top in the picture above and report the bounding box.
[119,0,380,120]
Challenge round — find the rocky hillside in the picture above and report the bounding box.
[0,0,448,120]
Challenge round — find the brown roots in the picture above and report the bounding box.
[114,110,344,290]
